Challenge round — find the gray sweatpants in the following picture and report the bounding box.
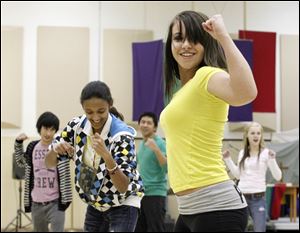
[31,199,65,232]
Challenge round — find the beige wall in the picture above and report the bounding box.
[1,27,23,129]
[102,29,153,122]
[1,26,90,229]
[280,35,299,131]
[37,26,89,128]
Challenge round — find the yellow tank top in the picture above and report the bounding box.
[160,66,230,193]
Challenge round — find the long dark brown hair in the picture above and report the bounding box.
[80,81,124,121]
[239,122,265,170]
[164,11,227,100]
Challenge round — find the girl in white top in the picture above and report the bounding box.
[223,122,282,232]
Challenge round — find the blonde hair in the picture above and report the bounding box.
[239,122,265,170]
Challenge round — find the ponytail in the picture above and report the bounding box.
[110,106,124,121]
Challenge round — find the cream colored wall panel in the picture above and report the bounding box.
[37,26,89,128]
[102,29,153,122]
[280,35,299,131]
[1,27,23,129]
[253,112,277,132]
[194,1,244,33]
[145,1,193,39]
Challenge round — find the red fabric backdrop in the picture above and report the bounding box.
[239,30,276,113]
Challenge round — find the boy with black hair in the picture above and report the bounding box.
[14,111,72,232]
[135,112,167,232]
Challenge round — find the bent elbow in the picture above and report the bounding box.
[249,88,258,102]
[230,90,258,107]
[242,88,258,104]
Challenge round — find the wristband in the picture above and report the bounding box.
[107,164,118,175]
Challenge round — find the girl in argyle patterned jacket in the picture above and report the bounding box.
[45,81,143,232]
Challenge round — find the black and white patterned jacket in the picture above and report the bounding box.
[52,113,144,211]
[14,140,72,212]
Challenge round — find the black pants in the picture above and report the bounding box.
[174,207,248,232]
[135,196,166,232]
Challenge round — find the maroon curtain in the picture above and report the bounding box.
[239,30,276,113]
